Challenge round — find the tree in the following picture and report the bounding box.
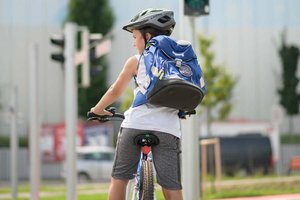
[198,34,237,136]
[277,31,300,134]
[67,0,115,117]
[120,88,134,112]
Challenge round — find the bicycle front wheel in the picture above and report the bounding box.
[139,160,154,200]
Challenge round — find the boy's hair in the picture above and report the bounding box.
[140,27,169,42]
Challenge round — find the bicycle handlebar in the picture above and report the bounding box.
[87,107,195,121]
[87,107,125,122]
[178,110,196,119]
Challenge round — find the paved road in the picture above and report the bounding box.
[217,194,300,200]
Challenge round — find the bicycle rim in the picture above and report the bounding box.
[139,160,154,200]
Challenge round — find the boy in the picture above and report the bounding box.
[90,8,183,200]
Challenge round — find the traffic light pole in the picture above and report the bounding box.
[10,86,18,200]
[64,23,78,200]
[50,22,110,200]
[180,1,201,199]
[29,43,41,200]
[181,18,201,199]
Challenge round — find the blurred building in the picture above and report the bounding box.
[0,0,300,137]
[0,0,69,136]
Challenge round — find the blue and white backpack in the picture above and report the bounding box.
[132,35,206,112]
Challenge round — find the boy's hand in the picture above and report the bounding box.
[90,107,113,116]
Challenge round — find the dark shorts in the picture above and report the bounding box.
[111,128,182,190]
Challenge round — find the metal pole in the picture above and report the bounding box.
[201,142,207,193]
[178,0,184,39]
[181,115,200,200]
[29,43,41,200]
[81,27,90,88]
[64,22,78,200]
[10,86,18,200]
[190,17,198,53]
[271,105,284,174]
[180,4,201,198]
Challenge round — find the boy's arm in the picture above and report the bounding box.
[91,56,138,115]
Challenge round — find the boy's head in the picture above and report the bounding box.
[123,8,176,38]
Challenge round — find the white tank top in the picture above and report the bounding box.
[121,55,181,138]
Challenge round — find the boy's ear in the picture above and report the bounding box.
[145,32,152,41]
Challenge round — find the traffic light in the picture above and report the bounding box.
[184,0,209,16]
[50,26,111,88]
[50,34,65,63]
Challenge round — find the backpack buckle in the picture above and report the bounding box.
[175,58,182,68]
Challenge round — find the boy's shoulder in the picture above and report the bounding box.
[125,55,139,66]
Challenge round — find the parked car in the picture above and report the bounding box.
[62,146,115,182]
[202,134,274,176]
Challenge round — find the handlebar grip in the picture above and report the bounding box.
[86,111,111,120]
[87,111,97,118]
[86,107,124,122]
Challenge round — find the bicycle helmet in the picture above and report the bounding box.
[123,8,176,36]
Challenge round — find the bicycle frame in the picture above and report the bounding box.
[126,134,158,200]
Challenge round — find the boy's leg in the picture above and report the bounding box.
[162,188,183,200]
[151,131,183,197]
[109,128,143,199]
[108,177,129,200]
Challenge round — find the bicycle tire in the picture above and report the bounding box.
[139,160,154,200]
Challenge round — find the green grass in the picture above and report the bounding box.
[0,183,165,200]
[205,183,300,199]
[203,175,300,199]
[0,195,108,200]
[281,134,300,144]
[1,175,300,200]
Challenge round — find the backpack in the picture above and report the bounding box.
[132,35,206,112]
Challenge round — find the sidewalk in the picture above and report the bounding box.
[217,193,300,200]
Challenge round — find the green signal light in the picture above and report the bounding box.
[184,0,209,16]
[185,0,206,9]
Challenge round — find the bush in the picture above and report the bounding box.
[0,135,28,147]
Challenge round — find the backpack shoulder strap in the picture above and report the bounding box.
[150,36,196,61]
[133,54,144,86]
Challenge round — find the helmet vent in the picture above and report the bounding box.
[158,16,171,23]
[132,14,139,22]
[141,10,148,16]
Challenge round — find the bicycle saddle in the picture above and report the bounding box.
[134,133,160,146]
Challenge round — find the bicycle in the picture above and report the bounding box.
[87,107,195,200]
[87,107,158,200]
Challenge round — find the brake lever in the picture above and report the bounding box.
[106,107,116,115]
